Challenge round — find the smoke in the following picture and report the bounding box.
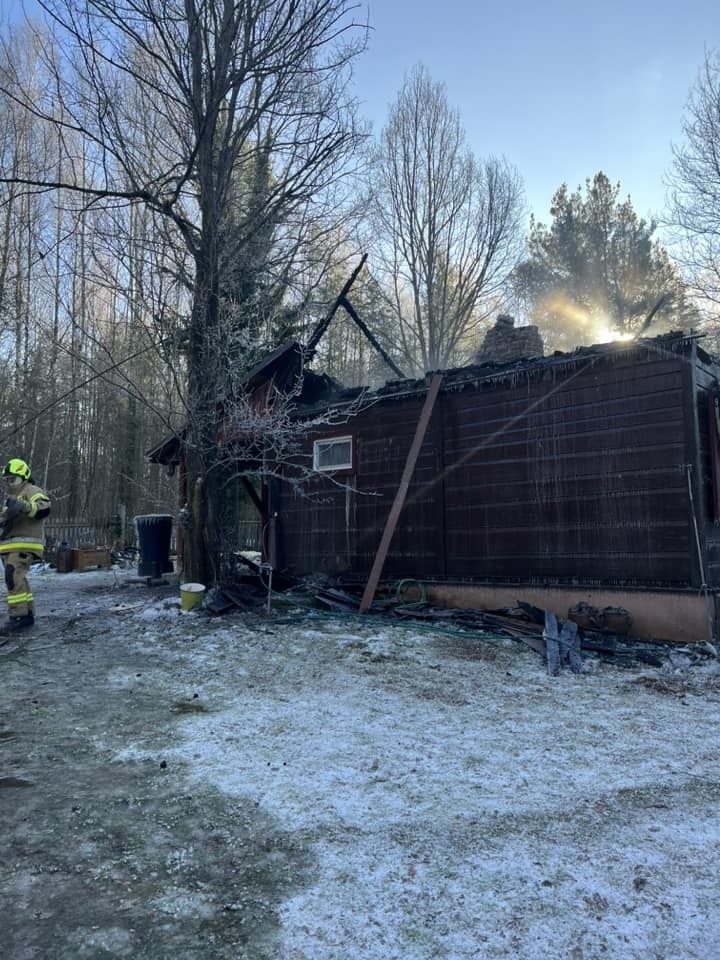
[535,291,634,351]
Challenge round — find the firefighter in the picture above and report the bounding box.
[0,458,51,631]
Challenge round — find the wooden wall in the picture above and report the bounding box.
[275,341,710,589]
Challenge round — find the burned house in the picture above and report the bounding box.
[269,331,720,644]
[151,328,720,644]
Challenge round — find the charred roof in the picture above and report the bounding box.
[295,330,712,417]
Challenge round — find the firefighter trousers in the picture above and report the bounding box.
[3,550,36,618]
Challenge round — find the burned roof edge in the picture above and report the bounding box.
[297,330,711,417]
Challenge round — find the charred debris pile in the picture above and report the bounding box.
[204,558,714,674]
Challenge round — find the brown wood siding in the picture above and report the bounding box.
[276,347,699,587]
[439,357,690,584]
[352,405,444,577]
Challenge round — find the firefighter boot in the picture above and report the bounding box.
[3,613,34,632]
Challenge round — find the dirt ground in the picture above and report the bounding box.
[2,568,719,960]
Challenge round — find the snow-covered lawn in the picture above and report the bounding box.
[3,568,719,959]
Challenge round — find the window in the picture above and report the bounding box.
[313,435,353,472]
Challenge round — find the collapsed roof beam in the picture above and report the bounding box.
[303,255,406,380]
[637,295,668,337]
[339,295,406,379]
[305,254,368,356]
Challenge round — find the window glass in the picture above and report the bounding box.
[313,436,353,471]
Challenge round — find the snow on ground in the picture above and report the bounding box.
[3,568,720,959]
[116,583,720,960]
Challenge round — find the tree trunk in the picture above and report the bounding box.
[184,228,222,585]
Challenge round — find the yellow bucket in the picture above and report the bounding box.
[180,582,205,612]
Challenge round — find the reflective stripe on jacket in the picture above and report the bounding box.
[0,536,45,555]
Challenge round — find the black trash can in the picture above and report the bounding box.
[56,541,73,573]
[135,514,174,578]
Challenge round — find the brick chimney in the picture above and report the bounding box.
[475,314,544,363]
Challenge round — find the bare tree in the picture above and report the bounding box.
[0,0,368,581]
[364,63,524,375]
[668,51,720,325]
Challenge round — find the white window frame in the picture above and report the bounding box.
[313,435,353,472]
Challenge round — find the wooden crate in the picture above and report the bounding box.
[70,547,112,572]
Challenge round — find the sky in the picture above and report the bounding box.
[1,0,715,229]
[351,0,718,225]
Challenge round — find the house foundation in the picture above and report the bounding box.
[423,583,715,645]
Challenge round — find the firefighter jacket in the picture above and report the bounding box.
[0,480,51,558]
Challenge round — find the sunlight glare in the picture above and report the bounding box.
[594,325,634,344]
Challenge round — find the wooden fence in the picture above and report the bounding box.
[44,517,260,558]
[45,519,117,553]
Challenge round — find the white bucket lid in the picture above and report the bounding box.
[180,582,205,592]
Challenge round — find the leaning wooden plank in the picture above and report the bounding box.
[359,374,443,614]
[544,610,562,676]
[560,619,583,674]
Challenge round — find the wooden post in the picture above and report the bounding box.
[359,374,443,614]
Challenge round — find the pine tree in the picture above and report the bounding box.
[515,172,698,350]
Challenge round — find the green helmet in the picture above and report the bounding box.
[3,458,31,481]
